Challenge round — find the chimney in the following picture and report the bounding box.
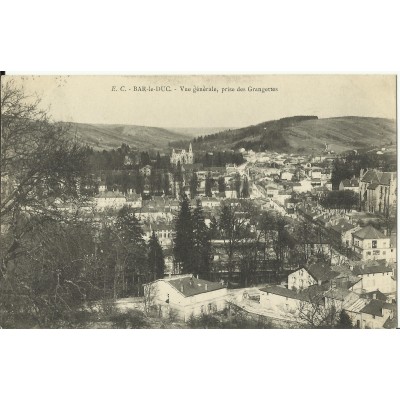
[373,293,376,299]
[205,284,208,291]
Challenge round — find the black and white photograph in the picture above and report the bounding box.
[0,74,397,329]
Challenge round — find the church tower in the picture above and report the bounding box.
[188,143,193,163]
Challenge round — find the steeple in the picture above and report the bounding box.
[189,143,192,153]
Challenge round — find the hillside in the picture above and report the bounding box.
[188,116,396,154]
[67,123,191,151]
[167,127,238,137]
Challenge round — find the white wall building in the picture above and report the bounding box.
[143,275,228,321]
[95,191,126,210]
[352,225,391,262]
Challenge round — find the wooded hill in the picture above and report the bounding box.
[181,116,396,155]
[67,122,191,151]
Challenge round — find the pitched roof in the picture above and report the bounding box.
[341,178,359,187]
[330,220,357,234]
[259,285,306,301]
[361,170,396,186]
[304,263,340,282]
[143,222,173,232]
[352,225,386,240]
[167,276,225,297]
[351,260,392,275]
[360,299,385,317]
[360,290,388,302]
[95,191,125,199]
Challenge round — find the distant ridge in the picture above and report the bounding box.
[67,116,396,154]
[180,116,396,154]
[66,122,191,151]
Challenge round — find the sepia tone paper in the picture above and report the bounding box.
[0,74,397,329]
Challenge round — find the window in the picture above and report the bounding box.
[200,305,205,314]
[372,240,377,248]
[373,250,380,255]
[367,251,371,256]
[383,251,386,255]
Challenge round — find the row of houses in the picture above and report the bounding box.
[144,257,396,328]
[259,258,396,328]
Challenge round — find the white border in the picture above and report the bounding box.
[1,1,399,400]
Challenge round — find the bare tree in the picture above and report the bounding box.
[218,200,257,282]
[0,79,91,327]
[1,79,88,273]
[295,288,342,328]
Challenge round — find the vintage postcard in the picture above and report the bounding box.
[0,74,397,329]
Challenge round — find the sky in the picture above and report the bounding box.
[4,75,396,128]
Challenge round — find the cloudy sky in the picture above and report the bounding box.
[5,75,396,128]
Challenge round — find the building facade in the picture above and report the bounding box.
[352,225,391,262]
[359,169,397,215]
[170,143,194,166]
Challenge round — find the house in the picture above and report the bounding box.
[329,219,359,248]
[143,275,228,321]
[98,182,107,193]
[349,260,395,294]
[126,193,142,208]
[352,225,391,262]
[310,168,322,179]
[94,191,126,210]
[359,169,396,214]
[142,222,174,248]
[266,186,279,198]
[357,299,396,329]
[288,263,339,291]
[323,287,362,313]
[280,171,293,181]
[137,205,174,223]
[201,197,221,209]
[259,285,306,316]
[295,179,312,193]
[259,284,327,323]
[339,177,359,193]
